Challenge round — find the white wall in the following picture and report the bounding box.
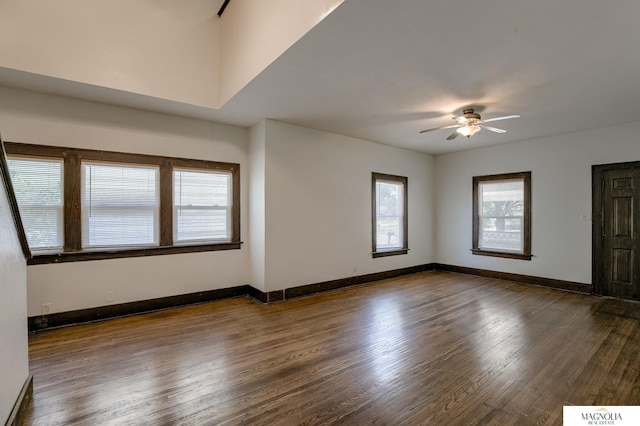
[0,157,29,424]
[263,120,435,292]
[435,121,640,284]
[0,0,219,108]
[0,86,250,316]
[0,0,348,109]
[218,0,345,105]
[249,121,266,292]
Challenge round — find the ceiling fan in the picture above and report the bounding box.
[419,108,520,140]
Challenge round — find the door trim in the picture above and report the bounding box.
[592,161,640,296]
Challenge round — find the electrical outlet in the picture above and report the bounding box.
[106,291,115,303]
[42,303,51,315]
[353,266,357,273]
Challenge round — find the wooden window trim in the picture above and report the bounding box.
[372,172,408,258]
[5,142,241,264]
[472,171,532,261]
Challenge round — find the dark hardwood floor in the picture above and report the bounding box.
[22,271,640,425]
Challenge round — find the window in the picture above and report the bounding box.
[6,156,64,251]
[372,172,408,258]
[173,169,231,243]
[5,142,240,264]
[472,172,531,260]
[82,162,160,248]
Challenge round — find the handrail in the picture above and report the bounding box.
[217,0,231,16]
[0,134,32,259]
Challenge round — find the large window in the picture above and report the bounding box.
[173,169,231,243]
[82,162,160,248]
[6,156,64,251]
[372,172,408,258]
[472,172,531,260]
[5,143,240,264]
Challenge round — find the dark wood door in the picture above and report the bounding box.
[602,167,640,300]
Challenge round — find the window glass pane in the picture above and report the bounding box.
[174,169,231,242]
[82,162,159,248]
[479,179,524,252]
[376,180,404,249]
[376,217,402,248]
[7,157,64,251]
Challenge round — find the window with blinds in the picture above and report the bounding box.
[4,142,241,263]
[6,157,64,251]
[372,172,408,258]
[174,169,231,243]
[82,162,160,248]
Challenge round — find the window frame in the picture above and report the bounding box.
[372,172,408,258]
[5,155,65,252]
[172,167,233,245]
[5,142,241,264]
[472,171,532,260]
[81,160,161,250]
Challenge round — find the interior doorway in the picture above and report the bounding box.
[593,161,640,300]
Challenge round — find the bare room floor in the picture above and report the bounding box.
[22,271,640,425]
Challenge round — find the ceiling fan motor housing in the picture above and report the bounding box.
[459,109,481,125]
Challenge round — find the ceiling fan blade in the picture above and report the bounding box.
[446,130,459,140]
[481,125,507,134]
[419,124,459,134]
[481,114,520,123]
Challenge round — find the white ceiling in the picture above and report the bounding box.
[3,0,640,155]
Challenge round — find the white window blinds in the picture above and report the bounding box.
[174,169,231,243]
[82,162,159,248]
[7,157,64,251]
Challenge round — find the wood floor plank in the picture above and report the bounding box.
[21,271,640,425]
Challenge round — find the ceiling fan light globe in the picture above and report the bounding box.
[456,125,481,138]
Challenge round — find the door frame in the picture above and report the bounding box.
[592,161,640,296]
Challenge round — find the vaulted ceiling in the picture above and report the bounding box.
[2,0,639,155]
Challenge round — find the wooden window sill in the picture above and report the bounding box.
[27,242,242,265]
[372,249,408,258]
[470,248,532,261]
